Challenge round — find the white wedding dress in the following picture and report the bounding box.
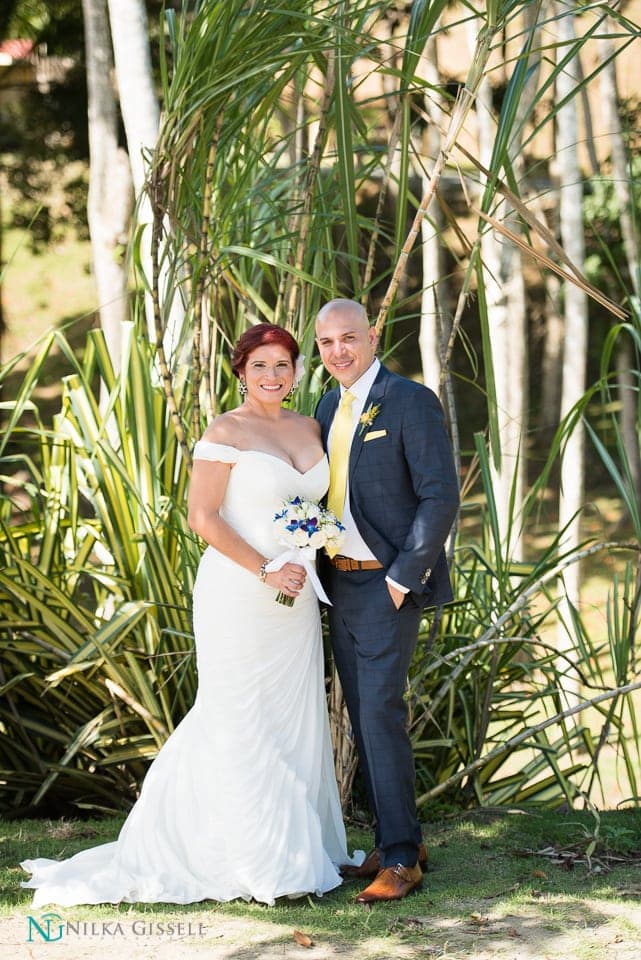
[21,442,356,907]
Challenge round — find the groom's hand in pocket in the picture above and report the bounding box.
[386,582,405,610]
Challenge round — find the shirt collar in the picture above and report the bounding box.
[339,357,380,405]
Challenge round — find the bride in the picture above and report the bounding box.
[21,323,357,907]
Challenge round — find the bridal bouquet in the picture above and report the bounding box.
[268,496,345,606]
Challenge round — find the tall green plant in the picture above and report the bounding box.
[2,321,640,813]
[3,0,641,817]
[0,324,198,813]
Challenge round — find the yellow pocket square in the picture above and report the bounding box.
[364,429,387,442]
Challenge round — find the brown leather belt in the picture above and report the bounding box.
[328,555,383,572]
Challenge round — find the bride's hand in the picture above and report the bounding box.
[266,562,307,598]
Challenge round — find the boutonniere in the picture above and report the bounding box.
[358,402,382,436]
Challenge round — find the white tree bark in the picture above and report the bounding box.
[497,4,543,557]
[541,270,564,430]
[598,15,637,297]
[419,35,447,395]
[105,0,159,196]
[106,0,183,357]
[598,13,641,507]
[82,0,133,376]
[472,11,528,562]
[556,5,587,697]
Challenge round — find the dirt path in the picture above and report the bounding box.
[4,896,641,960]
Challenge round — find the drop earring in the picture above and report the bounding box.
[239,377,247,397]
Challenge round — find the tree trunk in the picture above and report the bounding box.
[82,0,133,377]
[541,270,564,432]
[556,4,587,699]
[498,3,543,556]
[106,0,182,354]
[105,0,159,196]
[599,15,641,508]
[419,35,447,395]
[0,187,5,363]
[476,67,526,560]
[617,343,641,512]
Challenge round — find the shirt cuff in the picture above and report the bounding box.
[386,575,409,594]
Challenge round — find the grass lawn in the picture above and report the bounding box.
[2,808,641,959]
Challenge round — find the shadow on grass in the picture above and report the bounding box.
[2,809,641,958]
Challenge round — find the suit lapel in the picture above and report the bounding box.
[348,365,390,483]
[319,388,340,447]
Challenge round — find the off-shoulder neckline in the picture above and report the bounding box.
[194,440,327,477]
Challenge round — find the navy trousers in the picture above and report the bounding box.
[325,565,423,868]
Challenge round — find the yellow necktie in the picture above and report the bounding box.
[327,391,355,537]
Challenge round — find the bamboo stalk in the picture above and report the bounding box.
[452,138,628,321]
[361,108,402,306]
[417,676,641,805]
[149,161,193,471]
[328,665,358,812]
[374,26,495,340]
[105,678,169,737]
[283,51,336,330]
[192,113,225,440]
[473,206,628,321]
[428,541,641,719]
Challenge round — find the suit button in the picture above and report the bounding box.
[420,568,432,585]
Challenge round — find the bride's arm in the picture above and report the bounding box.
[188,459,259,570]
[187,458,305,599]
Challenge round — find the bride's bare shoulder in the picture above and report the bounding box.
[201,412,244,447]
[284,409,321,441]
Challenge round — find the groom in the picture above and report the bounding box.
[315,299,459,904]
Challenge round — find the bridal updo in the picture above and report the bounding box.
[231,323,300,378]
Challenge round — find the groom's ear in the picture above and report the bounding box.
[368,326,379,351]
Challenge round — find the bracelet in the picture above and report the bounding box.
[258,560,268,583]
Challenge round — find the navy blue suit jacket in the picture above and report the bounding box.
[316,364,459,607]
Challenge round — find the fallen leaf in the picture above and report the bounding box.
[469,913,490,927]
[293,929,313,948]
[508,927,520,938]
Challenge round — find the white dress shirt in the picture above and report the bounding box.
[329,358,408,594]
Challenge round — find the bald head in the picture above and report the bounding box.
[316,298,368,329]
[315,299,377,388]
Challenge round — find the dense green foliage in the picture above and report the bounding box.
[1,322,639,816]
[1,326,198,814]
[1,0,640,817]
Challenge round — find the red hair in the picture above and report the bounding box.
[231,323,300,377]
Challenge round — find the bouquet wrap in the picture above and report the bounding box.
[265,547,331,605]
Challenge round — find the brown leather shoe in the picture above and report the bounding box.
[340,842,428,879]
[355,862,423,904]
